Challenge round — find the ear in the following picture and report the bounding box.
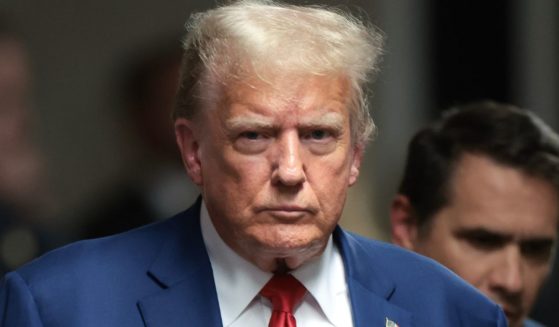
[348,144,364,186]
[390,194,420,250]
[174,118,203,186]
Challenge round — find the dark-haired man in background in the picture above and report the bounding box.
[391,101,559,327]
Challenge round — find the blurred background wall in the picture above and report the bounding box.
[0,0,557,320]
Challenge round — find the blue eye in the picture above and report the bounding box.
[310,130,328,139]
[235,130,270,154]
[304,129,332,141]
[240,131,261,140]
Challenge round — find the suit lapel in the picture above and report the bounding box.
[138,280,222,327]
[136,203,412,327]
[138,199,223,327]
[335,227,413,327]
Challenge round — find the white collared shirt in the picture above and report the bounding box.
[200,201,354,327]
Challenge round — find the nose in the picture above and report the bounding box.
[489,245,524,296]
[271,132,306,186]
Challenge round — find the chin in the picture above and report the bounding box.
[263,242,322,272]
[258,233,325,258]
[240,227,328,272]
[243,223,328,258]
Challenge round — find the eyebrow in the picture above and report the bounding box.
[225,112,345,130]
[454,227,556,244]
[454,228,513,243]
[298,112,345,130]
[225,115,275,130]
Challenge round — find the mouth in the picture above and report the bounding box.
[258,205,315,220]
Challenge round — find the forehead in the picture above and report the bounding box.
[217,73,352,117]
[442,154,559,237]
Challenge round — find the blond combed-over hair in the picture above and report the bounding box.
[174,0,384,145]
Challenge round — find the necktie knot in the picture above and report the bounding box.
[260,274,307,326]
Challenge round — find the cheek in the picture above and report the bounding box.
[438,243,494,289]
[204,143,262,182]
[309,163,349,200]
[309,152,353,183]
[203,150,273,210]
[452,260,487,288]
[225,156,271,194]
[309,166,351,228]
[418,233,484,284]
[524,264,551,297]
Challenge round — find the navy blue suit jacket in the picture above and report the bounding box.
[0,201,507,326]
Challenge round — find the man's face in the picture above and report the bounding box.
[413,154,558,327]
[175,73,362,272]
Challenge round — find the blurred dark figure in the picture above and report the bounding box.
[0,18,52,273]
[81,38,199,239]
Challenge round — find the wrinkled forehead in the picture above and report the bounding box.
[199,64,353,112]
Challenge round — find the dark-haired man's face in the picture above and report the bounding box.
[392,154,558,327]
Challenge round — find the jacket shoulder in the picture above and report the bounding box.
[340,230,506,326]
[17,214,178,282]
[0,207,199,326]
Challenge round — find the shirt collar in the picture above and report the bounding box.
[200,200,347,326]
[292,231,348,326]
[201,201,272,326]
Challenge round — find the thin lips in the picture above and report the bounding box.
[259,205,315,213]
[272,206,305,211]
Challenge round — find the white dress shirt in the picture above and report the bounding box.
[200,201,354,327]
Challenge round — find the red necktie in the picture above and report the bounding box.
[260,274,307,327]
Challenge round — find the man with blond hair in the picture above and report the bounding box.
[1,2,505,326]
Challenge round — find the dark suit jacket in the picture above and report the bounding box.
[0,200,507,326]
